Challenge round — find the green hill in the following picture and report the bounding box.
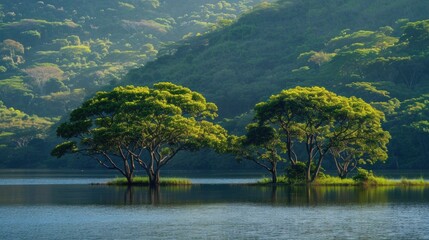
[125,0,429,116]
[1,0,428,169]
[125,0,429,169]
[0,0,272,168]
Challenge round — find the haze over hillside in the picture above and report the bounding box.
[1,0,428,170]
[0,0,273,168]
[126,0,429,169]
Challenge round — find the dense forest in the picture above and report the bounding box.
[126,0,429,170]
[0,0,273,168]
[1,0,428,171]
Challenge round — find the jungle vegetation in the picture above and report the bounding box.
[0,0,273,168]
[1,0,429,175]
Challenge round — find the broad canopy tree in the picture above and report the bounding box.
[251,86,390,183]
[52,82,228,186]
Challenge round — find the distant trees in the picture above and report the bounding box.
[400,20,429,52]
[1,39,25,67]
[296,21,429,89]
[308,51,335,67]
[1,39,24,57]
[0,100,53,150]
[23,64,64,95]
[52,83,228,186]
[0,0,274,169]
[235,87,390,183]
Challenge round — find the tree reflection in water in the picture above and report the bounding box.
[113,184,429,206]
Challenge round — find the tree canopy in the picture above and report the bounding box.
[253,86,390,182]
[52,82,228,185]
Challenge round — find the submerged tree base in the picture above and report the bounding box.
[257,175,429,187]
[106,177,192,186]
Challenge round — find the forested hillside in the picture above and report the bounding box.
[126,0,429,169]
[1,0,428,170]
[0,0,272,168]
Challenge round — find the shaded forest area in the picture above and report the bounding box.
[126,0,429,170]
[1,0,428,170]
[0,0,272,168]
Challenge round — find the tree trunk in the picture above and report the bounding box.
[126,174,133,185]
[271,169,277,184]
[306,160,312,183]
[149,169,160,187]
[311,162,322,182]
[271,161,277,184]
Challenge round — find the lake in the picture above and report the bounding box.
[0,170,429,239]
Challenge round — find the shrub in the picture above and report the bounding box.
[285,161,307,184]
[352,168,373,182]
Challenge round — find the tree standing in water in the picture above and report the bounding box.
[52,82,228,186]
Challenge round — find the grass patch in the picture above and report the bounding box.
[399,177,427,186]
[256,175,429,187]
[314,176,356,186]
[362,176,429,186]
[107,176,192,186]
[257,176,288,184]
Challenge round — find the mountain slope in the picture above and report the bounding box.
[126,0,429,117]
[0,0,273,168]
[125,0,429,169]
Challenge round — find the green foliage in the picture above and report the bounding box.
[313,175,356,186]
[0,18,80,32]
[0,101,53,132]
[257,173,429,186]
[2,0,429,170]
[353,168,402,186]
[254,86,390,182]
[21,30,41,40]
[345,82,390,101]
[0,0,276,168]
[285,161,307,184]
[400,20,429,51]
[352,168,374,182]
[53,83,228,184]
[118,2,135,10]
[60,45,91,57]
[229,123,286,183]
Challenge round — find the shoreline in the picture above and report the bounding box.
[101,176,429,187]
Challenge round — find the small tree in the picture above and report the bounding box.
[230,124,285,183]
[52,83,227,186]
[24,65,64,95]
[1,39,24,59]
[1,39,25,67]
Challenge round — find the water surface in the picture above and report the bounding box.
[0,170,428,239]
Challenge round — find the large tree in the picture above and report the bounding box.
[254,86,390,182]
[52,82,228,186]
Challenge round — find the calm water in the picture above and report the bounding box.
[1,170,429,239]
